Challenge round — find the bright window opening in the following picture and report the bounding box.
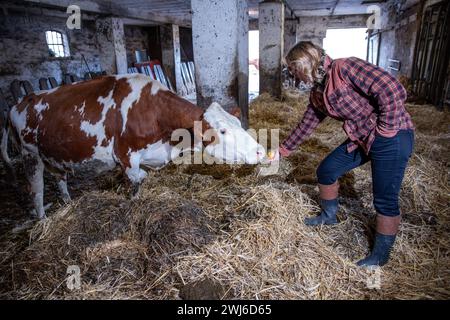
[323,28,367,60]
[45,30,70,58]
[249,30,259,101]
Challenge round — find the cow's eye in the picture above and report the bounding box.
[220,128,227,135]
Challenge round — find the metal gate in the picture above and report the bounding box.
[411,0,450,107]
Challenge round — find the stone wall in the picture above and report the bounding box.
[0,10,103,105]
[0,7,151,105]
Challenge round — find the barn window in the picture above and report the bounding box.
[45,30,70,57]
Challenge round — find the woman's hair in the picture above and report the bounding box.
[284,41,325,84]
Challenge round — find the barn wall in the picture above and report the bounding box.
[0,9,103,105]
[377,0,421,79]
[124,25,152,66]
[0,6,154,105]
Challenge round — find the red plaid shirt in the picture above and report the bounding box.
[281,57,414,154]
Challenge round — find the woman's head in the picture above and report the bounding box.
[284,41,326,88]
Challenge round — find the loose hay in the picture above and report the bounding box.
[0,93,448,299]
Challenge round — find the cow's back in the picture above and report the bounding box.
[10,76,135,168]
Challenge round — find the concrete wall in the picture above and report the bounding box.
[259,1,284,98]
[284,19,297,55]
[191,0,249,114]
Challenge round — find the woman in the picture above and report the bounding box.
[274,41,414,267]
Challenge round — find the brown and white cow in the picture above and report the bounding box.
[2,74,265,219]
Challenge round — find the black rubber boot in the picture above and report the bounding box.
[357,233,396,267]
[304,199,338,226]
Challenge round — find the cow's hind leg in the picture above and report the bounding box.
[57,174,71,203]
[23,151,46,219]
[1,127,17,185]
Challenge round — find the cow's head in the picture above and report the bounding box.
[197,102,265,164]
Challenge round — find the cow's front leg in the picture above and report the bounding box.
[57,174,71,203]
[125,154,147,199]
[23,152,46,219]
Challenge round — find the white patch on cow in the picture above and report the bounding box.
[125,151,147,184]
[34,99,49,121]
[35,86,60,96]
[139,140,174,169]
[150,80,168,95]
[10,103,38,153]
[78,101,86,117]
[92,138,116,167]
[10,105,28,135]
[80,90,115,164]
[115,74,168,134]
[124,140,175,184]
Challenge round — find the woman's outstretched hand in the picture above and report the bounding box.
[278,146,292,158]
[257,146,291,177]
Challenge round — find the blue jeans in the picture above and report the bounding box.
[316,130,414,217]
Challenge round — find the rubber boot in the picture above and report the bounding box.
[357,215,400,267]
[304,198,338,226]
[357,233,396,267]
[305,182,339,226]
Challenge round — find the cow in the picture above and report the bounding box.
[1,74,265,219]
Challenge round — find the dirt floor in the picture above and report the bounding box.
[0,93,448,299]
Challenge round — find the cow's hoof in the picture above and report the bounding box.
[61,196,72,204]
[44,203,53,210]
[30,210,47,220]
[131,184,141,199]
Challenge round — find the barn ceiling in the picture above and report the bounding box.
[22,0,394,26]
[111,0,386,18]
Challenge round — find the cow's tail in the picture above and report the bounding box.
[1,111,17,184]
